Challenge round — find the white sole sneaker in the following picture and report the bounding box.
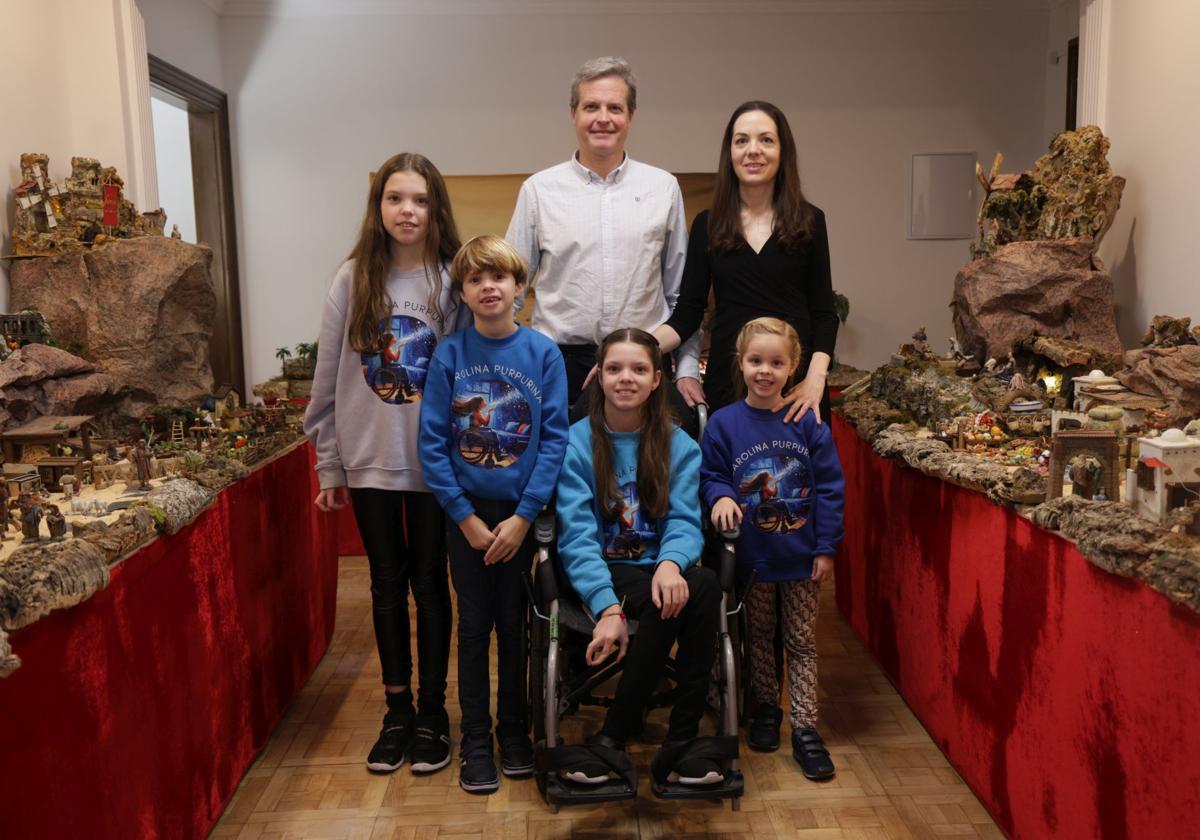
[366,756,406,772]
[668,770,724,785]
[561,769,609,785]
[411,754,452,774]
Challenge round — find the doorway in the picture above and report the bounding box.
[148,55,245,398]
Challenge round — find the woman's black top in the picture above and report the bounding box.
[666,206,839,410]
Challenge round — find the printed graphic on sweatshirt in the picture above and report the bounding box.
[361,315,436,405]
[737,454,812,534]
[450,376,532,469]
[603,481,659,559]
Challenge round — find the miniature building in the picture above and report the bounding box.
[0,312,47,346]
[1125,429,1200,523]
[10,153,168,256]
[1047,429,1121,502]
[212,384,243,422]
[0,415,96,464]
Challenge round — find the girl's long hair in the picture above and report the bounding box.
[347,153,462,353]
[586,329,674,521]
[707,101,814,254]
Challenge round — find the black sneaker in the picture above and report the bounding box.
[747,703,783,752]
[366,715,412,772]
[459,734,500,794]
[561,733,623,785]
[656,741,724,786]
[792,728,835,780]
[498,729,534,777]
[410,711,451,774]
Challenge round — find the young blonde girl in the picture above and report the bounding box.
[304,152,467,775]
[556,328,724,787]
[699,317,844,779]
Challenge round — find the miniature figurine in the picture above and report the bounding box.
[170,224,182,240]
[0,486,10,542]
[45,505,67,541]
[59,472,77,500]
[20,494,43,542]
[131,439,153,490]
[912,327,929,354]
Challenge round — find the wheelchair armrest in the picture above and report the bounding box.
[717,529,739,594]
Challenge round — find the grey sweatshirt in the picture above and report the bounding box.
[303,260,467,492]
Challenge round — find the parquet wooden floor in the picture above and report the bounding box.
[210,557,1003,839]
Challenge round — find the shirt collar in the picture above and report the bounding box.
[571,151,629,184]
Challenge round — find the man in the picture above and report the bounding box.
[506,56,701,403]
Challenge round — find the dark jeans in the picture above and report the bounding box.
[599,562,720,745]
[350,489,451,712]
[446,495,534,738]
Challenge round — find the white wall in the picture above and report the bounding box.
[1,0,149,311]
[137,0,224,89]
[220,7,1050,387]
[1043,0,1080,143]
[1097,0,1200,345]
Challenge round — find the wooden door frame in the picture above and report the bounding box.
[148,54,246,398]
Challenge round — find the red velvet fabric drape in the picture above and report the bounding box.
[0,442,338,840]
[831,416,1200,840]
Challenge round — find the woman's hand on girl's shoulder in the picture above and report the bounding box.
[776,373,825,424]
[314,486,350,512]
[710,497,742,532]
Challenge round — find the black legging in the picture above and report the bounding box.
[349,489,451,713]
[598,562,721,745]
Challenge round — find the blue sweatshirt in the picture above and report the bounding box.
[418,324,568,523]
[700,400,845,581]
[556,420,704,616]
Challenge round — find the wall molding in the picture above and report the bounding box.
[113,0,158,211]
[1077,0,1110,129]
[218,0,1055,18]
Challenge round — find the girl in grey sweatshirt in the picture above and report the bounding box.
[303,153,468,776]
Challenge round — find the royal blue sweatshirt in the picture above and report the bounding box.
[556,420,704,616]
[418,324,568,523]
[700,400,845,581]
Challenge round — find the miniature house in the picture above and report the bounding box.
[1126,429,1200,523]
[212,384,242,422]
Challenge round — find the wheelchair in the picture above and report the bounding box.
[524,402,752,811]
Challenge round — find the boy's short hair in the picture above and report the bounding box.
[450,235,529,294]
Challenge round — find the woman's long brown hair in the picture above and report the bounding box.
[346,153,462,353]
[707,101,814,254]
[586,329,674,521]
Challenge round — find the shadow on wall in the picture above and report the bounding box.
[1109,217,1139,347]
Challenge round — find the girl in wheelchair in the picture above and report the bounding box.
[699,317,844,780]
[555,328,725,787]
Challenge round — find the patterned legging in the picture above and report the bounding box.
[745,579,820,729]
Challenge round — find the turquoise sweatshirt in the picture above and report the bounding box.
[555,419,704,616]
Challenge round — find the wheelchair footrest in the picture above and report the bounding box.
[650,770,744,801]
[648,735,743,801]
[535,740,638,806]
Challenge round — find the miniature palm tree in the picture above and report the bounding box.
[293,342,315,362]
[275,346,292,363]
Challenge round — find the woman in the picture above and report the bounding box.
[654,101,838,422]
